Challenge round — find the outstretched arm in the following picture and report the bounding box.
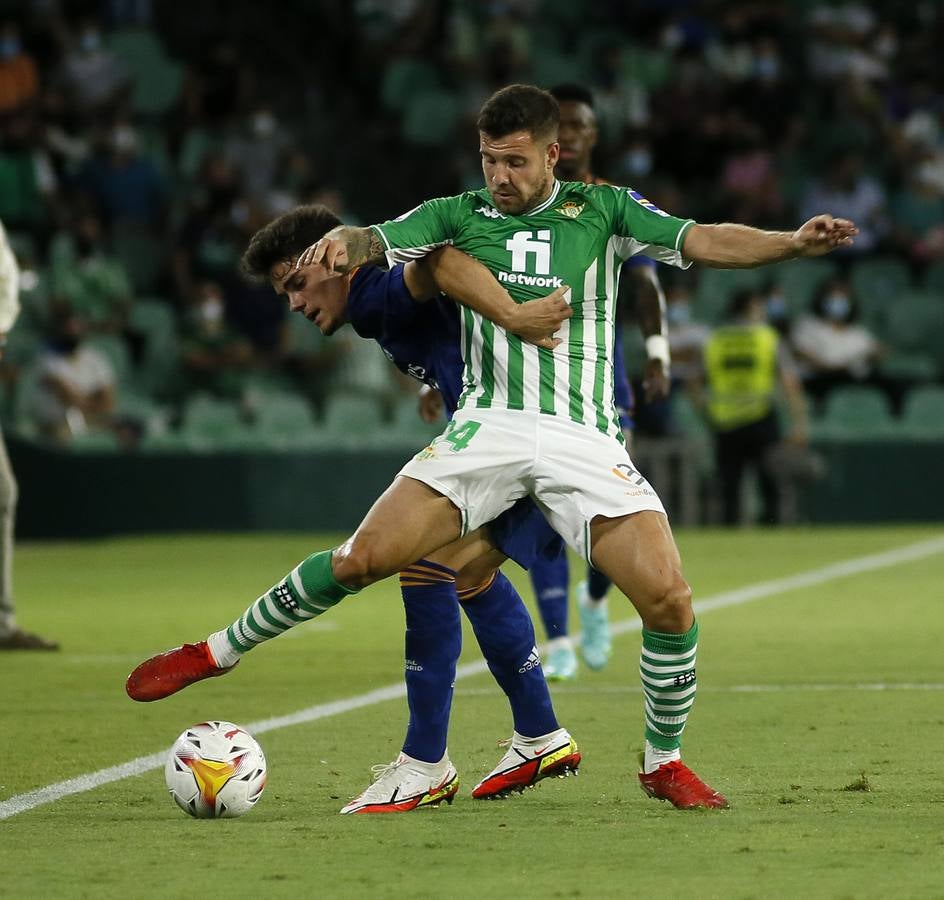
[418,246,572,350]
[682,215,858,268]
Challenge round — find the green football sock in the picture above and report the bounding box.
[639,621,698,756]
[207,550,358,667]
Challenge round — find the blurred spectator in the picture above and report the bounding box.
[31,314,117,444]
[665,282,710,385]
[178,281,252,400]
[889,169,944,265]
[790,277,884,407]
[76,123,166,230]
[0,112,58,236]
[800,151,887,254]
[0,20,39,114]
[172,153,246,304]
[223,104,293,201]
[48,211,133,334]
[55,16,129,121]
[699,289,809,526]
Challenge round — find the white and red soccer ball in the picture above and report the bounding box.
[165,721,267,819]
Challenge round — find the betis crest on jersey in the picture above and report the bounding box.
[557,200,585,219]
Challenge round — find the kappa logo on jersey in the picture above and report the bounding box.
[475,204,506,220]
[627,190,669,217]
[557,200,585,219]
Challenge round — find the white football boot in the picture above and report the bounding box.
[339,751,459,814]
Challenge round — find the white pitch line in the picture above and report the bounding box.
[2,535,942,822]
[454,683,944,696]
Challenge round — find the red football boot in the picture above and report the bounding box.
[125,641,236,702]
[639,760,729,809]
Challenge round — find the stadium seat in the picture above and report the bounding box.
[693,267,768,323]
[108,27,183,116]
[388,396,442,447]
[322,394,386,446]
[849,258,912,327]
[814,386,895,439]
[402,89,461,147]
[70,429,121,453]
[921,259,944,295]
[900,386,944,438]
[111,231,165,294]
[380,59,439,114]
[130,298,178,344]
[775,258,838,316]
[878,352,938,383]
[85,333,133,386]
[251,393,325,449]
[179,394,255,449]
[883,291,944,359]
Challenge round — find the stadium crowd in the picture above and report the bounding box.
[1,0,942,463]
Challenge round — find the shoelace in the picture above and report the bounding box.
[369,759,404,782]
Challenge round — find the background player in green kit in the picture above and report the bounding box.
[128,84,857,810]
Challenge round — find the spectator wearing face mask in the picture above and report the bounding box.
[178,281,253,401]
[790,277,885,407]
[55,18,130,121]
[31,313,117,444]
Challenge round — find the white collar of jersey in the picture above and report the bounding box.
[523,179,561,216]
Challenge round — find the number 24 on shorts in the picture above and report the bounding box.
[441,419,481,452]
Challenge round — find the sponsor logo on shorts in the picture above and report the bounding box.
[414,444,437,461]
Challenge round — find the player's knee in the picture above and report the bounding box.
[332,536,393,589]
[646,575,693,632]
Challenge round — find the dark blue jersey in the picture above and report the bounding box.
[347,266,464,414]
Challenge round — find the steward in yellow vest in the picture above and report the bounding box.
[700,289,808,525]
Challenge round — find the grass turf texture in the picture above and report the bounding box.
[2,526,943,899]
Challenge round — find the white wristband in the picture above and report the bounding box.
[645,334,670,365]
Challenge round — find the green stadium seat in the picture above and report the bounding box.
[849,258,912,327]
[85,334,133,385]
[322,394,385,446]
[179,394,255,449]
[814,386,895,439]
[130,298,178,343]
[883,292,944,358]
[70,429,121,453]
[388,396,442,447]
[111,231,165,294]
[878,352,938,382]
[250,393,326,450]
[923,260,944,294]
[693,268,768,323]
[402,89,461,147]
[775,258,838,316]
[380,59,439,114]
[900,386,944,438]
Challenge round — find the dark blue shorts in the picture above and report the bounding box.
[487,496,565,570]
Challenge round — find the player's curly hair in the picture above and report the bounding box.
[240,204,342,283]
[476,84,559,143]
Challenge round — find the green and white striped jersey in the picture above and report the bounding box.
[372,180,694,438]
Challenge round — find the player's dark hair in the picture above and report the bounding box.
[550,83,595,109]
[476,84,559,142]
[240,204,342,283]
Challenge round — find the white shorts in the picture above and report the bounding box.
[398,408,666,562]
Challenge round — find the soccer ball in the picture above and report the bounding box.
[165,721,267,819]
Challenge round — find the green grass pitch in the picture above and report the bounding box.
[1,526,943,899]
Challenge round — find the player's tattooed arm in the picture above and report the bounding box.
[294,227,386,275]
[420,246,573,350]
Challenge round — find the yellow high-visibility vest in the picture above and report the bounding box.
[705,324,778,429]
